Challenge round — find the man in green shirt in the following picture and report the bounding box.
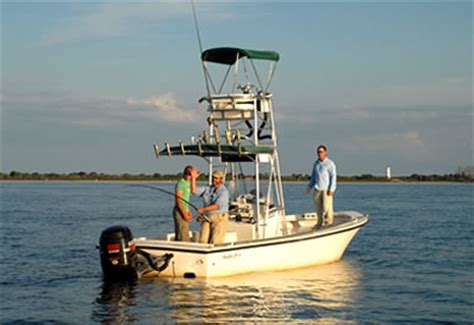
[174,165,199,241]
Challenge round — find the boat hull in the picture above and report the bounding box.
[136,212,368,278]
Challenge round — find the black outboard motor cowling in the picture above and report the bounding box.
[99,225,138,280]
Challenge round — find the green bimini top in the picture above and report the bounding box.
[201,47,280,65]
[159,144,273,162]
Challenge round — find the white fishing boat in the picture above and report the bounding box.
[99,47,368,279]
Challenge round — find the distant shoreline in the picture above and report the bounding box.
[1,179,472,184]
[1,171,472,183]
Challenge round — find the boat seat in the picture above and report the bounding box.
[224,231,238,243]
[209,94,256,120]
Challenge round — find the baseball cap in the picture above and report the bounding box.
[212,170,225,179]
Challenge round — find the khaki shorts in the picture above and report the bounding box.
[199,212,229,244]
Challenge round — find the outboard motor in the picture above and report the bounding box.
[99,225,137,281]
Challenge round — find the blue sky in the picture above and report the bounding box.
[2,1,472,176]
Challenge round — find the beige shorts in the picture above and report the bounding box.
[199,212,229,244]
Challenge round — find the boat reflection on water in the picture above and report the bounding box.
[92,260,362,323]
[164,260,362,323]
[92,280,139,324]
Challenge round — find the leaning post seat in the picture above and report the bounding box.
[208,93,273,120]
[209,93,256,120]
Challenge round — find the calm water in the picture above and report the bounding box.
[1,182,472,323]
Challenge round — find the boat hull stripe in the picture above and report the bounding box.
[137,219,368,254]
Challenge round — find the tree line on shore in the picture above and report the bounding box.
[1,171,472,182]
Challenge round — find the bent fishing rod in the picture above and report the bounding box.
[128,184,200,212]
[129,184,212,222]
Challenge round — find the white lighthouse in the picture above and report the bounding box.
[386,165,392,179]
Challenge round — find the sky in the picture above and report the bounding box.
[2,1,472,176]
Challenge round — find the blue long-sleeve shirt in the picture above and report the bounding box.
[308,158,337,193]
[195,185,229,214]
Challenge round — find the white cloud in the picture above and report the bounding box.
[3,90,196,127]
[41,2,232,45]
[277,76,471,127]
[127,93,194,123]
[281,76,471,114]
[71,117,122,128]
[341,130,432,161]
[358,77,472,109]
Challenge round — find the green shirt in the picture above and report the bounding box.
[175,178,191,213]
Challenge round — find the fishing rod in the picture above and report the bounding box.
[129,184,211,223]
[191,0,212,100]
[128,184,200,212]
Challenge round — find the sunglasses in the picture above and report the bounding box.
[317,151,325,154]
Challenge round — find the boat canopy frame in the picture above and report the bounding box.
[201,47,280,65]
[152,45,286,239]
[200,47,279,96]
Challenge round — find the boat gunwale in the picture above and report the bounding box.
[136,214,368,255]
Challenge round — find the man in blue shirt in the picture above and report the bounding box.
[195,170,230,244]
[306,145,337,227]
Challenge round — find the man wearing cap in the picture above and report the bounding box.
[195,170,229,244]
[306,145,337,227]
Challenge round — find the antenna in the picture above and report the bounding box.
[191,0,204,54]
[191,0,211,98]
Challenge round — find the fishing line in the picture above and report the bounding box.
[128,184,200,212]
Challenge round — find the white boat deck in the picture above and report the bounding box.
[135,211,367,251]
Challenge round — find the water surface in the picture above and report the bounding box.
[1,182,472,323]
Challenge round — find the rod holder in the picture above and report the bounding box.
[214,125,222,157]
[153,144,160,159]
[213,125,220,143]
[166,143,172,157]
[237,130,242,156]
[225,130,232,145]
[198,137,203,156]
[203,131,209,143]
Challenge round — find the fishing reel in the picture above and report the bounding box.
[196,214,213,223]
